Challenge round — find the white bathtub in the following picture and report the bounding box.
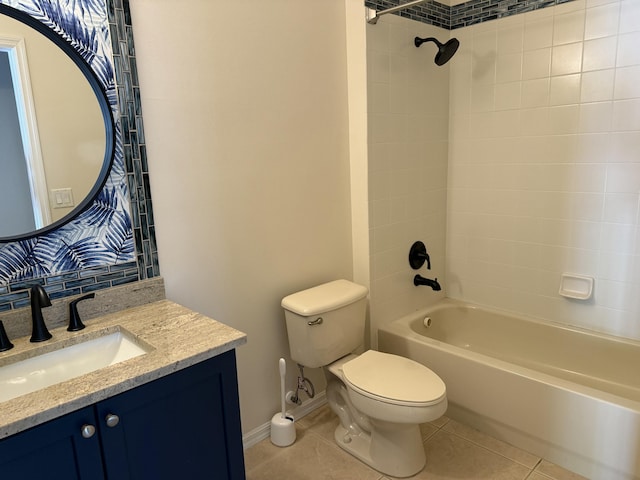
[378,299,640,480]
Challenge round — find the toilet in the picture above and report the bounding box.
[281,279,447,478]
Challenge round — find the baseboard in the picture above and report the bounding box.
[242,391,327,450]
[242,421,271,451]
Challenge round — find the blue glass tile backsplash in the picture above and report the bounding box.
[0,0,158,311]
[364,0,577,29]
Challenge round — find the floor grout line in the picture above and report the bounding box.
[442,427,543,471]
[246,405,584,480]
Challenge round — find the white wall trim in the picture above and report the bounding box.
[242,391,327,450]
[345,3,370,290]
[0,34,50,227]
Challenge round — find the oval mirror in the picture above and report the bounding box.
[0,4,114,242]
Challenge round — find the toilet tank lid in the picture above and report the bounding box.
[281,280,369,316]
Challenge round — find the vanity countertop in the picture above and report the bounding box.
[0,299,247,439]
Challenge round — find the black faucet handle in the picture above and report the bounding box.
[409,241,431,270]
[68,293,95,332]
[0,320,13,352]
[423,252,431,270]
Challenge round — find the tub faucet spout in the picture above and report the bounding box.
[414,275,441,291]
[30,284,52,342]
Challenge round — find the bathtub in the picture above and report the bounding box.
[378,299,640,480]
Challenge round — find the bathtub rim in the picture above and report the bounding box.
[380,298,640,414]
[408,298,640,351]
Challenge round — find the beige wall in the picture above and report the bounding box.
[129,0,353,434]
[447,0,640,340]
[366,14,450,344]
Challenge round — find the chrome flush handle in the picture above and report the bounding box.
[307,317,323,326]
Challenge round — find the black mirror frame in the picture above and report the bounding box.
[0,3,115,243]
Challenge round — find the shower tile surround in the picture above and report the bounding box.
[366,11,450,346]
[366,0,640,345]
[0,0,158,311]
[446,0,640,341]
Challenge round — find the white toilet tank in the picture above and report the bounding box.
[282,280,369,368]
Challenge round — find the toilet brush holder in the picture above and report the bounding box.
[270,413,296,447]
[270,357,296,447]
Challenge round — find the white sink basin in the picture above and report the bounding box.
[0,330,151,403]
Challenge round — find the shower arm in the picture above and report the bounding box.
[366,0,430,24]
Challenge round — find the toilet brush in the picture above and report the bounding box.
[270,358,296,447]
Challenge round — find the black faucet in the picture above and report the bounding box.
[414,275,441,291]
[0,320,13,351]
[30,284,52,342]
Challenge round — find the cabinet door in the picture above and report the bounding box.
[97,350,245,480]
[0,406,105,479]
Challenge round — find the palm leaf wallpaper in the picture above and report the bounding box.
[0,0,155,308]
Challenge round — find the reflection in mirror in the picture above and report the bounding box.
[0,48,36,234]
[0,7,109,239]
[1,35,49,233]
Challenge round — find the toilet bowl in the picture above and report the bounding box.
[325,350,447,477]
[340,350,447,423]
[282,280,447,478]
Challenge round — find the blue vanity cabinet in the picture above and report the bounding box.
[0,350,246,480]
[97,349,246,479]
[0,405,105,479]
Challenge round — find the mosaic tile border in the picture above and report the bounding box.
[450,0,575,28]
[0,261,140,312]
[364,0,577,29]
[365,0,451,28]
[108,0,159,281]
[0,0,158,312]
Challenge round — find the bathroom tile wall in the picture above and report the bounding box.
[447,0,640,340]
[366,14,449,346]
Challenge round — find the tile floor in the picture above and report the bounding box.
[244,405,587,480]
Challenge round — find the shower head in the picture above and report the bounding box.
[414,36,460,66]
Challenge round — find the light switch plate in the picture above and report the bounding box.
[50,188,75,208]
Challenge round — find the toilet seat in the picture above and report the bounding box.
[342,350,446,407]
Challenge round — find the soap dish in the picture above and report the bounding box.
[559,273,594,300]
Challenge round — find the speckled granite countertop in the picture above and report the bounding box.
[0,299,247,439]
